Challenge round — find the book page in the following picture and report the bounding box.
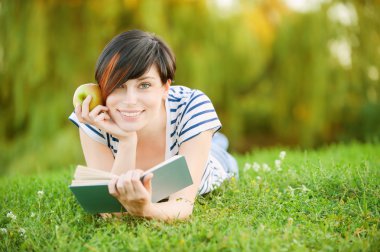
[73,165,116,180]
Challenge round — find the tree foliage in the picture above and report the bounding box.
[1,0,379,174]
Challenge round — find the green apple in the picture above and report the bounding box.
[73,83,103,111]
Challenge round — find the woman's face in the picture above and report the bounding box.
[106,65,169,133]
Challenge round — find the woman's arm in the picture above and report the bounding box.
[79,129,137,175]
[76,95,137,174]
[109,129,214,220]
[149,129,214,220]
[79,128,114,171]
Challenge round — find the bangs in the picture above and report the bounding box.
[114,42,159,86]
[95,30,175,100]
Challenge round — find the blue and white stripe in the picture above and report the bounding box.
[165,86,221,156]
[69,85,232,195]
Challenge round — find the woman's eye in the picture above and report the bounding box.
[139,83,151,89]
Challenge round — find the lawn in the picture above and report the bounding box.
[1,143,379,251]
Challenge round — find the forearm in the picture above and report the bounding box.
[111,137,137,175]
[143,200,194,221]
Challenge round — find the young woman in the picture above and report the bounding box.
[69,30,238,221]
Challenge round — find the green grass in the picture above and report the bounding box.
[1,143,379,251]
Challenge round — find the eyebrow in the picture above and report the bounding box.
[137,76,156,81]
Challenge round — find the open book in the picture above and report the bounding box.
[69,155,193,214]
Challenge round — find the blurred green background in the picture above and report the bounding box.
[1,0,379,175]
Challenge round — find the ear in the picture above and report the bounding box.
[163,79,171,99]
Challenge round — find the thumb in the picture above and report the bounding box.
[142,173,154,194]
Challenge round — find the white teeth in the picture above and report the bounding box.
[120,111,142,117]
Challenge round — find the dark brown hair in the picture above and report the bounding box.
[95,30,176,101]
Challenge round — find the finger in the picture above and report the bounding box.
[81,95,92,119]
[131,171,143,188]
[108,177,119,197]
[94,111,110,122]
[116,174,127,195]
[103,112,110,120]
[74,104,84,123]
[131,170,149,193]
[123,171,135,195]
[89,105,109,119]
[142,173,154,194]
[89,105,108,123]
[138,169,147,184]
[131,171,151,200]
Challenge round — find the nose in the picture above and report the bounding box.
[123,87,138,104]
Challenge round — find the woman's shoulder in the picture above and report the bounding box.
[168,85,209,103]
[167,84,219,123]
[166,85,221,147]
[169,85,195,98]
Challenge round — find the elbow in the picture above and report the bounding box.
[162,205,194,222]
[162,211,192,222]
[146,200,194,222]
[172,204,194,221]
[176,209,193,221]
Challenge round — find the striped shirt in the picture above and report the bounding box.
[69,85,230,194]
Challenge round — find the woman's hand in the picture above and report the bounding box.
[75,95,136,141]
[108,170,154,217]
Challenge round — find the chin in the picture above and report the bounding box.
[117,123,143,133]
[119,119,147,131]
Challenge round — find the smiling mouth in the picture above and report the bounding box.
[119,110,144,118]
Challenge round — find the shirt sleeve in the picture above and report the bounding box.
[177,90,221,146]
[68,112,108,146]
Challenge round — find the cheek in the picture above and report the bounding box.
[105,95,117,107]
[151,94,165,108]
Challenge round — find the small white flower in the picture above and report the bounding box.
[275,159,282,171]
[6,212,16,220]
[301,185,310,192]
[275,159,281,168]
[252,162,260,172]
[256,176,262,181]
[19,228,26,236]
[37,190,44,198]
[243,163,252,172]
[0,228,7,234]
[262,163,271,172]
[279,151,286,160]
[287,186,295,197]
[30,212,36,218]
